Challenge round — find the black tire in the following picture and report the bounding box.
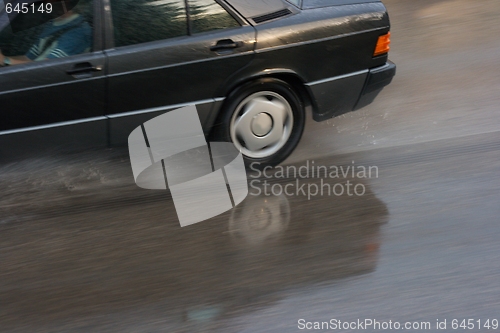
[213,78,305,168]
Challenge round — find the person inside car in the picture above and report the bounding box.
[0,0,91,67]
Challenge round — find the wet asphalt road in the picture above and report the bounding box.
[1,1,500,332]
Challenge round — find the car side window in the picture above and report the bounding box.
[189,0,240,34]
[0,0,93,66]
[110,0,188,47]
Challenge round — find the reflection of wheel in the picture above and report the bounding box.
[218,78,305,167]
[229,194,291,246]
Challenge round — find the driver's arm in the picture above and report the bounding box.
[0,50,32,66]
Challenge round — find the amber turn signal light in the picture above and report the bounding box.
[374,32,391,56]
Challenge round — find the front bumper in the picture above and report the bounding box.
[353,60,396,111]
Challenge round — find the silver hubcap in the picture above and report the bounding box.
[251,112,273,137]
[230,91,294,159]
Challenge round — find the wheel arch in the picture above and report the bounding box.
[213,69,316,130]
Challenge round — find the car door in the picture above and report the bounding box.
[0,0,107,154]
[104,0,256,145]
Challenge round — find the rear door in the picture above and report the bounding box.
[104,0,256,145]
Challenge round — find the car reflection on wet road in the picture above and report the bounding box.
[1,152,387,332]
[1,132,500,332]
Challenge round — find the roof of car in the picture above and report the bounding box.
[224,0,288,19]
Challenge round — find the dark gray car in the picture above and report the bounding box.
[0,0,395,165]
